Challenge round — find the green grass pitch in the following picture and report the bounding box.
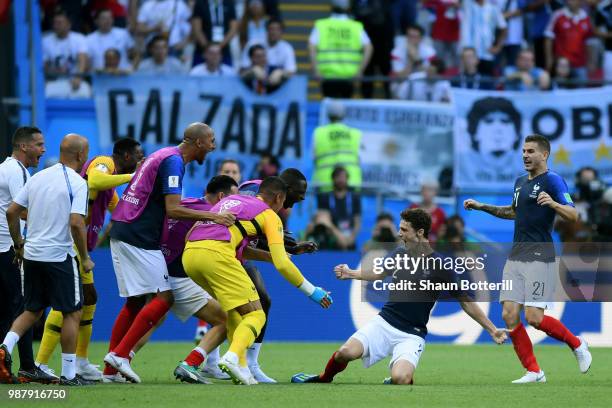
[2,342,610,408]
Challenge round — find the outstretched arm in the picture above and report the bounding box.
[459,299,507,344]
[334,263,382,282]
[264,210,332,308]
[88,170,133,192]
[464,199,516,220]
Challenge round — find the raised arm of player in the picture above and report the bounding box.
[464,199,516,220]
[334,264,381,281]
[164,194,236,226]
[458,299,507,344]
[87,169,133,192]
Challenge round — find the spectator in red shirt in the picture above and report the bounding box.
[426,0,460,70]
[544,0,593,81]
[409,180,447,242]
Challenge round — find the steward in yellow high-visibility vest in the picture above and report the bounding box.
[308,0,373,98]
[313,101,362,191]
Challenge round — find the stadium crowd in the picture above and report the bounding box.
[40,0,612,98]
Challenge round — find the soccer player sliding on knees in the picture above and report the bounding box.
[292,208,507,385]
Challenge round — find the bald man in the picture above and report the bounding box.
[103,123,236,383]
[0,134,93,385]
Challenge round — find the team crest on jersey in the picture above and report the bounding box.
[529,183,541,198]
[219,199,241,212]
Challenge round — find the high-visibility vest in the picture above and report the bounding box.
[313,122,362,189]
[315,17,364,78]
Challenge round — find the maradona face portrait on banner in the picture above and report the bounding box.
[456,96,526,188]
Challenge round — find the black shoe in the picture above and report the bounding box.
[0,344,15,384]
[19,366,60,384]
[59,374,95,386]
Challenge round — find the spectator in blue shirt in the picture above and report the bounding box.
[503,49,550,90]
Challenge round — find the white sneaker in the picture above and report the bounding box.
[104,352,141,383]
[35,364,60,381]
[76,360,103,381]
[249,364,276,383]
[240,366,258,385]
[573,336,592,373]
[512,370,546,384]
[102,373,128,383]
[218,354,250,385]
[201,364,231,380]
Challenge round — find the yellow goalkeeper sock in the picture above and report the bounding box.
[225,310,247,366]
[228,310,266,361]
[36,309,63,365]
[239,349,247,367]
[226,310,241,344]
[76,304,96,359]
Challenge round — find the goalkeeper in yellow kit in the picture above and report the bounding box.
[182,177,333,385]
[35,138,144,381]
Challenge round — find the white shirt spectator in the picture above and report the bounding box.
[240,38,297,72]
[190,63,235,76]
[247,20,268,45]
[14,163,88,262]
[138,0,192,47]
[42,31,88,74]
[308,13,371,46]
[45,79,93,99]
[392,71,452,102]
[460,0,507,61]
[137,57,186,74]
[0,157,29,252]
[493,0,523,46]
[86,27,134,70]
[390,40,436,73]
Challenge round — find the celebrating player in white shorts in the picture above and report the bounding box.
[464,134,592,384]
[103,124,235,383]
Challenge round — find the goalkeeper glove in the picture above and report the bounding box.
[298,279,333,308]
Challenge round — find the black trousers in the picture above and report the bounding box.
[0,248,35,370]
[321,80,354,98]
[243,261,271,343]
[361,24,393,99]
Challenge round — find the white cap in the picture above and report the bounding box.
[327,100,345,120]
